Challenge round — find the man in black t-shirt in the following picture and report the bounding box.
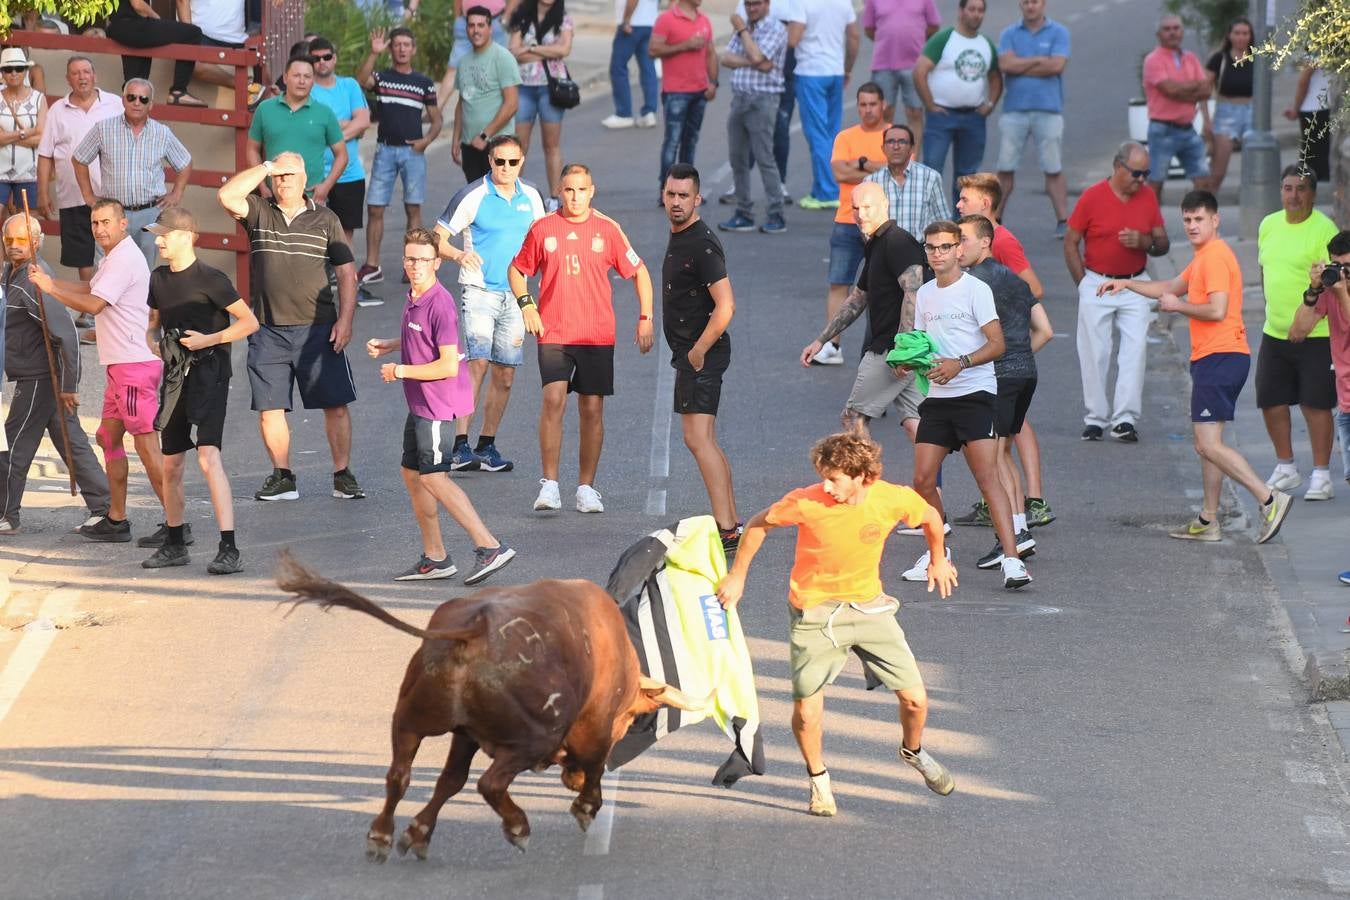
[662,164,742,553]
[140,206,260,575]
[800,182,927,441]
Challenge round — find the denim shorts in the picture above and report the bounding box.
[1147,120,1210,181]
[996,110,1063,173]
[517,83,564,125]
[1212,101,1252,141]
[870,68,920,111]
[461,285,525,367]
[827,221,865,285]
[367,143,428,207]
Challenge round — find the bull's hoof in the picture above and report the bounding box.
[506,826,530,854]
[570,801,596,833]
[398,823,431,861]
[366,833,392,863]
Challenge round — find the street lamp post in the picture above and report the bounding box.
[1240,0,1282,238]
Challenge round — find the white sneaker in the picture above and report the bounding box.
[1305,474,1335,501]
[636,111,658,128]
[601,114,634,129]
[576,484,605,513]
[812,343,844,365]
[900,746,956,795]
[1002,556,1032,589]
[808,771,837,816]
[896,521,952,537]
[1266,465,1303,492]
[902,546,951,582]
[533,478,561,511]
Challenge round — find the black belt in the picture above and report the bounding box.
[124,199,161,212]
[1149,118,1193,129]
[944,105,981,114]
[1092,267,1146,279]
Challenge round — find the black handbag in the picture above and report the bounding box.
[545,64,581,110]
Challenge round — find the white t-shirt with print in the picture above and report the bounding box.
[794,0,856,76]
[915,271,998,397]
[922,27,998,108]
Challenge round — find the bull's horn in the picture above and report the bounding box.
[639,676,713,712]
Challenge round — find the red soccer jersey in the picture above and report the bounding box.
[992,225,1030,275]
[512,210,643,345]
[1067,179,1165,277]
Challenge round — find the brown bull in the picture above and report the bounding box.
[276,551,701,862]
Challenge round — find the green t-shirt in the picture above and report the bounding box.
[454,42,522,142]
[1258,208,1339,339]
[248,95,344,192]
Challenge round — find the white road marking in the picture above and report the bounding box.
[577,887,604,900]
[646,329,674,517]
[1089,2,1108,12]
[583,767,621,856]
[1306,816,1346,840]
[1284,760,1327,784]
[0,589,77,727]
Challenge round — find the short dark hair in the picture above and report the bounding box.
[91,197,125,217]
[924,219,961,240]
[957,214,994,242]
[1281,163,1317,191]
[308,36,335,54]
[884,123,916,146]
[856,81,884,102]
[389,26,415,43]
[561,162,591,178]
[284,55,314,73]
[1328,230,1350,257]
[404,227,438,250]
[486,133,522,155]
[463,6,492,24]
[1180,190,1219,213]
[665,162,700,192]
[287,40,311,60]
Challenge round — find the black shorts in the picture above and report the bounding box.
[159,351,232,455]
[247,323,358,411]
[59,205,95,268]
[994,376,1037,437]
[400,414,456,474]
[326,179,365,232]
[915,391,997,450]
[672,339,729,416]
[1192,351,1249,423]
[1255,334,1336,409]
[538,343,614,396]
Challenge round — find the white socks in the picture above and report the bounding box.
[1013,512,1027,532]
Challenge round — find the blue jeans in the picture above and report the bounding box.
[1337,409,1350,480]
[923,108,988,208]
[795,74,843,201]
[610,25,658,118]
[660,91,706,188]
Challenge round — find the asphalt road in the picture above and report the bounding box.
[4,0,1350,896]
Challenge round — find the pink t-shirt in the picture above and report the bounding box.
[1315,288,1350,412]
[653,6,713,94]
[89,236,155,367]
[862,0,941,71]
[1143,45,1206,123]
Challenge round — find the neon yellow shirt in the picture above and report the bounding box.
[1258,209,1338,339]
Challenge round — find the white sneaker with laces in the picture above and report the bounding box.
[1002,556,1032,589]
[601,114,634,129]
[902,546,951,582]
[636,111,658,127]
[812,343,844,365]
[1266,465,1303,492]
[900,746,956,795]
[533,478,561,511]
[808,771,837,816]
[576,484,605,513]
[1305,474,1335,501]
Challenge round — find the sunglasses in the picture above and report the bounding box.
[311,52,334,61]
[3,235,31,245]
[923,242,960,254]
[492,157,523,167]
[1,66,28,74]
[1117,161,1149,179]
[125,93,151,104]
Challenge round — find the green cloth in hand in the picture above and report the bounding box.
[886,330,941,395]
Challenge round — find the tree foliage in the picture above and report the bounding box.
[1254,0,1350,120]
[1,0,115,37]
[1163,0,1250,51]
[303,0,454,82]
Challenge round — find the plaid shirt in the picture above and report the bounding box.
[865,162,950,237]
[727,16,788,94]
[72,115,191,207]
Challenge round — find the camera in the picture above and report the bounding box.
[1321,262,1345,287]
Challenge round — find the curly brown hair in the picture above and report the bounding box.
[810,432,883,482]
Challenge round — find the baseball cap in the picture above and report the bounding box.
[143,205,198,235]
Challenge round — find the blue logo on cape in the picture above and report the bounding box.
[700,594,728,641]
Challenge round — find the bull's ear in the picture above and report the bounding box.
[627,686,667,716]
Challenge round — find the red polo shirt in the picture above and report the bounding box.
[654,5,713,94]
[1068,179,1165,277]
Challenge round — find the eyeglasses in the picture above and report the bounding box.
[492,157,523,167]
[2,236,31,245]
[923,242,960,255]
[125,93,151,104]
[1,66,28,74]
[883,138,912,146]
[403,256,436,266]
[1116,161,1149,179]
[311,52,334,61]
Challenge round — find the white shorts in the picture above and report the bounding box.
[996,110,1064,174]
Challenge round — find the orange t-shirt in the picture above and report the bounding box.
[764,480,931,608]
[832,124,888,224]
[1180,238,1249,361]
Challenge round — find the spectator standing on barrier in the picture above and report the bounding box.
[356,27,442,286]
[1294,231,1350,488]
[218,152,363,504]
[247,56,348,205]
[453,9,521,184]
[36,55,122,283]
[104,0,208,107]
[310,36,372,251]
[862,0,940,148]
[864,123,949,237]
[794,0,858,211]
[1142,15,1211,203]
[602,0,660,130]
[717,0,789,235]
[1257,166,1340,501]
[994,0,1070,235]
[72,81,193,268]
[650,0,718,204]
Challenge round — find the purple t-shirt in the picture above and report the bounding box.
[400,281,472,420]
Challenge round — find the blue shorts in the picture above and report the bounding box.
[827,221,865,285]
[1147,120,1210,181]
[1212,101,1252,141]
[247,323,358,412]
[0,181,38,208]
[461,285,525,366]
[401,413,456,474]
[367,143,428,207]
[1191,352,1249,423]
[517,83,564,125]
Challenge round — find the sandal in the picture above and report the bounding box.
[168,90,208,107]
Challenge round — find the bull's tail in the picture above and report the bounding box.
[275,549,484,642]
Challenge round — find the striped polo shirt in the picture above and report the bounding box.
[242,194,355,326]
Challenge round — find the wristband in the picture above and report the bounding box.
[516,292,537,310]
[1303,287,1321,307]
[638,314,651,321]
[959,354,972,370]
[394,364,405,379]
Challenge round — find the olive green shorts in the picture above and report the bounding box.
[789,595,924,699]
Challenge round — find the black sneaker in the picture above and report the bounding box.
[141,542,190,568]
[720,523,744,556]
[976,544,1004,569]
[1110,422,1139,443]
[78,515,132,542]
[952,499,991,527]
[394,554,458,581]
[137,522,194,548]
[1014,529,1036,558]
[332,469,366,499]
[1080,425,1104,441]
[255,470,299,501]
[207,545,243,575]
[464,544,517,585]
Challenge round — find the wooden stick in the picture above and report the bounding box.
[19,190,78,496]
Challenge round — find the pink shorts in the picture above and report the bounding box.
[102,360,162,435]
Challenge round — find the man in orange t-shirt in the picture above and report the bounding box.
[1098,190,1293,545]
[716,431,957,817]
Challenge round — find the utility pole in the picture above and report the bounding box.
[1240,0,1282,238]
